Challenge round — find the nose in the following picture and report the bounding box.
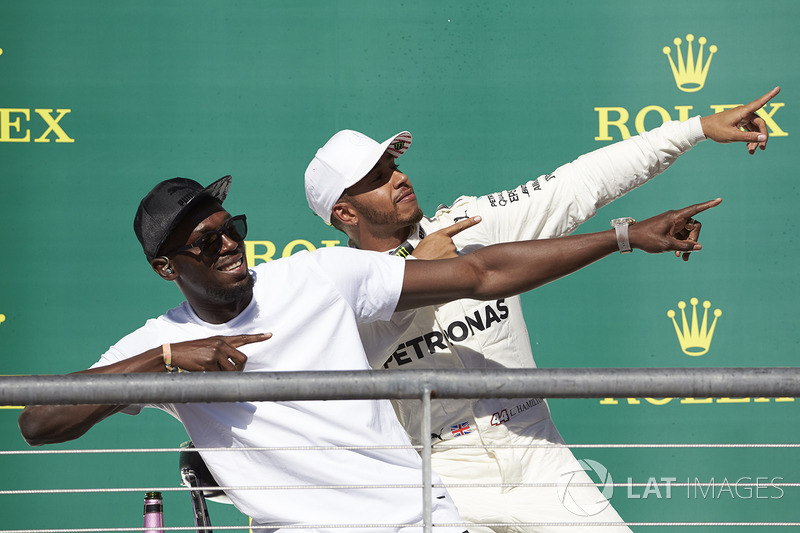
[219,232,239,254]
[391,168,411,189]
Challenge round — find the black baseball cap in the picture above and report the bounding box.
[134,176,232,262]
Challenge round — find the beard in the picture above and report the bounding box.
[348,196,424,236]
[205,270,255,303]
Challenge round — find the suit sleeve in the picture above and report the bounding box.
[449,117,706,245]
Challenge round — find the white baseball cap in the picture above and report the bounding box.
[305,129,412,224]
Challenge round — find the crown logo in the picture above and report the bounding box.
[0,314,5,326]
[667,298,721,356]
[663,34,717,93]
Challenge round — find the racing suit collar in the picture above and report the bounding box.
[347,224,427,257]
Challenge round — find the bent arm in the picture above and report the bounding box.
[18,332,268,446]
[18,347,166,446]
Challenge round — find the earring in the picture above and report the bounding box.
[160,256,174,275]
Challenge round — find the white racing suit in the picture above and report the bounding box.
[359,117,707,532]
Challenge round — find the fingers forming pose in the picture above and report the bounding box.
[411,216,482,260]
[630,198,721,256]
[169,333,271,372]
[18,333,271,445]
[700,86,781,154]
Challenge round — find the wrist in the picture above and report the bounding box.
[690,115,707,143]
[610,217,636,253]
[699,115,709,139]
[162,343,183,373]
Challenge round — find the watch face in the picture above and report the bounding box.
[610,217,635,227]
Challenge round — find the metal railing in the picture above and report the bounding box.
[2,367,799,532]
[3,367,800,405]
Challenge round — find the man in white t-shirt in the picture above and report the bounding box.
[302,88,778,532]
[21,175,718,532]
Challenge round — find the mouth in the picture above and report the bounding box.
[396,189,416,204]
[217,253,247,275]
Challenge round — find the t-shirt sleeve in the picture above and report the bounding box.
[90,317,163,369]
[88,318,169,415]
[312,247,406,323]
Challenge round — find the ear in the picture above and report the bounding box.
[331,201,359,228]
[151,256,179,281]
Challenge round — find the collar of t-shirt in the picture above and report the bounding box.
[348,224,427,258]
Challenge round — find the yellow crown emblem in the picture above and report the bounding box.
[667,298,721,356]
[662,34,717,93]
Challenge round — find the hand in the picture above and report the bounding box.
[169,333,271,372]
[700,86,780,154]
[628,198,722,257]
[672,214,703,262]
[411,216,482,260]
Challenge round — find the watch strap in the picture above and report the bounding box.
[610,217,636,254]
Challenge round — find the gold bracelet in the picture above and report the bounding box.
[162,343,183,373]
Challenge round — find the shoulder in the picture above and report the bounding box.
[310,246,400,267]
[423,195,480,228]
[250,247,372,267]
[314,248,405,288]
[248,250,322,283]
[251,247,403,286]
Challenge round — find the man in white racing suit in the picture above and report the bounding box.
[303,87,779,532]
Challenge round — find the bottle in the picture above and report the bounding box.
[142,491,164,533]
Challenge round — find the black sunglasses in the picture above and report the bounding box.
[164,215,248,258]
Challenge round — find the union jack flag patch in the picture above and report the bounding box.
[450,422,471,437]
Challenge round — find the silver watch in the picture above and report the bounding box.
[610,217,636,253]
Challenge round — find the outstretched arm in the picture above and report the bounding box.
[396,199,721,311]
[18,333,270,446]
[459,87,781,246]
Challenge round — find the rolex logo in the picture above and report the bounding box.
[663,34,717,93]
[0,314,5,326]
[667,298,721,356]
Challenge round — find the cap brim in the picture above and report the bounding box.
[342,131,413,191]
[384,131,412,159]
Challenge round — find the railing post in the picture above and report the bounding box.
[421,386,432,533]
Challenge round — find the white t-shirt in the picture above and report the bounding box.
[93,247,463,532]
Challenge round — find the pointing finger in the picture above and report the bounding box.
[742,86,780,115]
[441,216,482,237]
[226,333,273,349]
[680,197,722,219]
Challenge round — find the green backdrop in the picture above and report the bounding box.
[1,1,796,530]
